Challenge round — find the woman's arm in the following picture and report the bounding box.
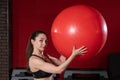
[59,55,66,63]
[56,46,87,73]
[48,55,66,66]
[29,45,87,74]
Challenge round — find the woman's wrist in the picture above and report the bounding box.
[71,52,76,58]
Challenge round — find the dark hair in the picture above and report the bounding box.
[26,30,47,72]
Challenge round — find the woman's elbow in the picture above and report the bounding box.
[55,68,64,74]
[56,70,63,74]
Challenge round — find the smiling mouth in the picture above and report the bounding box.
[41,47,46,49]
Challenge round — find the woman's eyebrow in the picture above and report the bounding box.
[39,38,47,40]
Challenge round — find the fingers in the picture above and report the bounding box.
[72,45,88,56]
[79,47,87,52]
[79,50,88,55]
[78,46,88,55]
[78,45,86,50]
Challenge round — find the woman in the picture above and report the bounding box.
[26,30,87,80]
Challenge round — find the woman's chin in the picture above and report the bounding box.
[39,49,45,52]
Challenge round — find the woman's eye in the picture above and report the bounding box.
[45,40,48,43]
[40,40,43,42]
[39,39,48,43]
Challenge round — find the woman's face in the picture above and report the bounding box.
[31,33,48,52]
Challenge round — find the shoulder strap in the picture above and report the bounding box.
[32,54,44,60]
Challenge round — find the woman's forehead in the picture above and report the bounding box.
[36,34,47,39]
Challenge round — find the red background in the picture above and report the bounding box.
[12,0,120,69]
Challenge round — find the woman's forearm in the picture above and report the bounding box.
[57,53,75,73]
[56,45,87,73]
[48,55,66,66]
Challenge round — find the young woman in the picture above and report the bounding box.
[26,30,87,80]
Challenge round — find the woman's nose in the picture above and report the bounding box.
[43,41,47,46]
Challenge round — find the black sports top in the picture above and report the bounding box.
[31,54,52,78]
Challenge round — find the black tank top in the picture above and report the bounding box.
[31,54,52,78]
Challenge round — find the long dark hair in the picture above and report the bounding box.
[26,30,47,72]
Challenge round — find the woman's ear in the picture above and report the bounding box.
[31,39,34,45]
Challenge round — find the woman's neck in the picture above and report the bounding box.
[32,50,44,57]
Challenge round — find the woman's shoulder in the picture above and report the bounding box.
[29,55,45,63]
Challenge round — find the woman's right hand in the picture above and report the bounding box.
[72,45,88,56]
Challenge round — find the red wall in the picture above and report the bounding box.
[12,0,120,69]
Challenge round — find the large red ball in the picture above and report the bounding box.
[51,5,107,60]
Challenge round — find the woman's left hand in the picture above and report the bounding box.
[72,45,88,56]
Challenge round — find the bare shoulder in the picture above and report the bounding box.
[29,56,44,64]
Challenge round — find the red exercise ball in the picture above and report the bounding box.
[51,5,108,60]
